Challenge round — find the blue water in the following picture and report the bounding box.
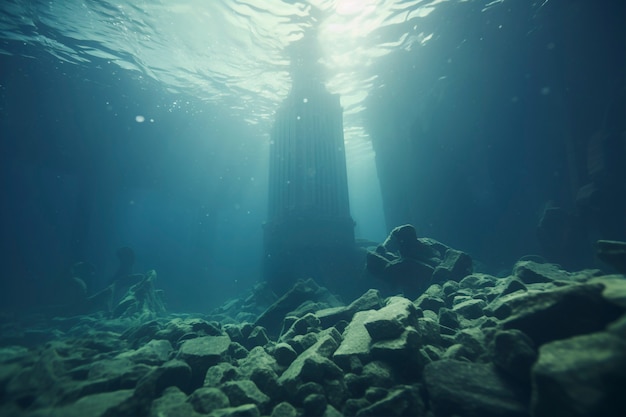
[1,0,624,312]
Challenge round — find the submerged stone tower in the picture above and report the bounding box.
[263,31,355,292]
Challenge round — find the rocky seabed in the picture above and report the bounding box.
[1,260,625,417]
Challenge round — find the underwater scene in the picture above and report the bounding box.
[0,0,625,416]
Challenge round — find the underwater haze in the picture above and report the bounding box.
[1,1,626,416]
[1,0,624,314]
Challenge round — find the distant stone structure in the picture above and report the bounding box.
[263,31,356,293]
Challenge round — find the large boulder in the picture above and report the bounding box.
[492,329,537,385]
[424,359,528,417]
[333,310,377,370]
[176,335,231,388]
[596,240,626,274]
[368,226,476,290]
[363,296,420,341]
[531,331,626,417]
[496,283,624,345]
[513,261,571,284]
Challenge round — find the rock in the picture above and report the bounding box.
[343,398,371,416]
[589,275,626,308]
[204,363,238,387]
[414,294,445,313]
[607,313,626,338]
[278,331,342,396]
[333,310,376,370]
[303,393,327,416]
[499,283,624,345]
[421,283,445,298]
[356,385,424,417]
[223,324,245,344]
[13,252,626,417]
[347,289,385,314]
[117,339,172,366]
[432,248,473,283]
[245,326,270,349]
[288,332,318,354]
[29,389,134,417]
[361,361,395,389]
[315,289,383,329]
[322,404,343,417]
[493,329,537,384]
[370,327,422,374]
[513,261,570,284]
[382,224,420,258]
[121,320,162,348]
[83,357,151,392]
[135,359,192,399]
[452,328,486,361]
[459,273,497,289]
[451,293,472,306]
[452,298,487,320]
[176,335,231,387]
[384,258,434,291]
[228,342,248,360]
[236,346,280,399]
[271,401,298,417]
[420,345,443,363]
[280,313,321,342]
[255,278,340,339]
[422,308,438,321]
[381,225,441,262]
[442,280,459,299]
[501,278,527,296]
[250,365,282,401]
[294,381,324,405]
[596,240,626,274]
[237,346,279,378]
[438,307,460,334]
[5,340,95,408]
[0,360,22,398]
[273,343,298,366]
[443,343,473,361]
[154,318,223,345]
[287,300,332,319]
[364,386,388,402]
[314,306,350,330]
[323,378,348,409]
[424,359,528,417]
[344,373,368,399]
[209,403,260,417]
[365,249,393,276]
[531,331,626,417]
[221,380,270,413]
[149,386,205,417]
[0,345,31,364]
[416,317,442,346]
[367,225,445,295]
[363,296,420,341]
[188,387,230,414]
